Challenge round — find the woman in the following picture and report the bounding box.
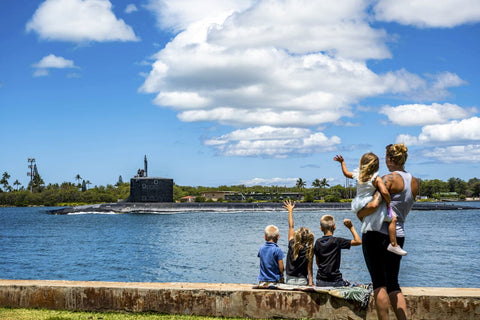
[357,143,418,320]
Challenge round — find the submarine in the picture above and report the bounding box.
[48,156,477,215]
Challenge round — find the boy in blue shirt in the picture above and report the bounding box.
[257,224,285,285]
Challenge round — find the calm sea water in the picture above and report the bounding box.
[1,203,479,288]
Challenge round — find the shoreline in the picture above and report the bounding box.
[47,201,478,214]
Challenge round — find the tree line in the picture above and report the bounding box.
[0,171,129,207]
[1,170,479,207]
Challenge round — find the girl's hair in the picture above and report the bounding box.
[292,227,314,262]
[386,143,408,166]
[358,152,379,182]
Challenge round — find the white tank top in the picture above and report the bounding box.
[379,171,415,237]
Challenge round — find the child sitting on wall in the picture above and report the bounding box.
[314,215,362,287]
[257,224,285,285]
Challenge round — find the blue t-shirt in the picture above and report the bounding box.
[257,241,285,282]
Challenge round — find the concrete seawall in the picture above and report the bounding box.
[1,280,479,319]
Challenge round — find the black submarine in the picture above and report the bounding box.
[48,156,477,215]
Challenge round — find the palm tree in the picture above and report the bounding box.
[75,174,82,187]
[1,172,11,191]
[320,178,330,189]
[312,178,321,197]
[13,179,21,191]
[296,178,306,190]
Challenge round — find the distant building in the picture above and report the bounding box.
[180,196,196,203]
[201,191,236,201]
[225,192,304,201]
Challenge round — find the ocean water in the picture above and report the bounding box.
[1,203,479,288]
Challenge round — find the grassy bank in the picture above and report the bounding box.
[0,308,250,320]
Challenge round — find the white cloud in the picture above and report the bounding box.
[374,0,480,28]
[206,0,390,60]
[240,177,299,187]
[33,54,76,69]
[381,103,476,126]
[140,0,470,157]
[145,0,253,32]
[32,54,78,77]
[26,0,139,42]
[382,70,466,101]
[396,117,480,145]
[125,4,138,14]
[33,69,50,77]
[204,126,341,157]
[423,145,480,163]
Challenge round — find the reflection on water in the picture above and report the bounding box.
[0,204,479,287]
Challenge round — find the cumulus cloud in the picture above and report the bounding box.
[240,177,299,187]
[125,4,138,14]
[140,0,471,157]
[423,145,480,163]
[145,0,253,32]
[204,126,341,157]
[381,103,477,126]
[382,71,466,101]
[26,0,139,42]
[374,0,480,28]
[396,117,480,145]
[32,54,78,77]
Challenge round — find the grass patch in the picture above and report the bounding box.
[0,308,251,320]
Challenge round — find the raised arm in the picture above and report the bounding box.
[333,155,354,179]
[283,199,295,241]
[344,219,362,246]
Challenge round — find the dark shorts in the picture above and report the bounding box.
[316,278,349,287]
[362,231,404,293]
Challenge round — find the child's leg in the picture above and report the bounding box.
[387,215,407,256]
[388,216,398,247]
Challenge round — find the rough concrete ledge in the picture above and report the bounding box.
[0,280,479,320]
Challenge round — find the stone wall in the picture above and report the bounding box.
[0,280,479,319]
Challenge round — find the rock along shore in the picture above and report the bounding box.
[47,201,478,215]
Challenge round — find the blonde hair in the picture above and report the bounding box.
[358,152,379,183]
[264,225,279,241]
[386,143,408,166]
[320,215,335,232]
[292,227,315,262]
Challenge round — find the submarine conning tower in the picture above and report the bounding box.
[129,177,174,202]
[128,155,174,202]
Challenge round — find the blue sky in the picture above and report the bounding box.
[1,0,480,189]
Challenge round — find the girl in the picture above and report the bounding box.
[334,153,406,256]
[283,199,315,286]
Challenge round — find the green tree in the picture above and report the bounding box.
[1,172,11,192]
[13,180,21,191]
[29,172,45,193]
[296,178,306,190]
[320,178,330,189]
[311,178,321,197]
[303,190,315,202]
[74,174,82,187]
